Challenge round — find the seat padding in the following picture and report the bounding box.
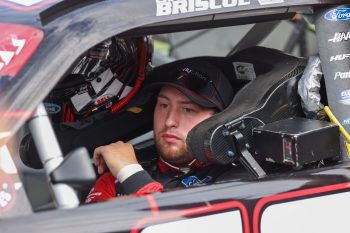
[187,47,307,164]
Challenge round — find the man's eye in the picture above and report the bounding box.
[183,108,193,113]
[159,103,168,108]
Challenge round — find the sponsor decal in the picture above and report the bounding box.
[0,0,56,11]
[0,24,43,77]
[328,32,350,43]
[44,102,61,114]
[0,39,25,72]
[95,94,113,106]
[85,188,103,203]
[256,0,284,5]
[334,71,350,80]
[337,89,350,105]
[155,0,251,16]
[324,8,350,21]
[329,54,350,62]
[233,62,256,81]
[0,146,18,214]
[0,178,15,211]
[4,0,46,7]
[181,175,212,187]
[342,118,350,126]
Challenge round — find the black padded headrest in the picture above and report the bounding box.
[187,46,307,164]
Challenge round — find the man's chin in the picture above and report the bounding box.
[160,149,182,160]
[156,139,191,165]
[162,156,192,167]
[158,148,185,163]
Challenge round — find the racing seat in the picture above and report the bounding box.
[187,46,307,177]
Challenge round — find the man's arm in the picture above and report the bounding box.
[85,171,164,203]
[93,141,138,176]
[116,165,163,196]
[86,141,163,203]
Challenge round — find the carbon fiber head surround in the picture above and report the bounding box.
[187,47,306,164]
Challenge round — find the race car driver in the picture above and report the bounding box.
[85,60,234,203]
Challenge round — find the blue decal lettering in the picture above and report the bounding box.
[181,175,213,187]
[44,102,61,114]
[325,8,350,21]
[337,89,350,105]
[342,118,350,126]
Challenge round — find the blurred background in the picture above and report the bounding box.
[153,16,317,65]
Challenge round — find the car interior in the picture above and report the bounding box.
[15,21,342,213]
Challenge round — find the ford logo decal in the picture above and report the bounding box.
[44,102,61,114]
[324,8,350,21]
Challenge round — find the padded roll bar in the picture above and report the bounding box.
[28,103,79,209]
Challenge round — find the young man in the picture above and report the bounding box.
[86,60,234,203]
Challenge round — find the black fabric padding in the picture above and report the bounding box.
[187,46,307,164]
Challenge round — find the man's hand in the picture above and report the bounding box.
[93,141,138,177]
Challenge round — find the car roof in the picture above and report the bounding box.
[0,0,347,143]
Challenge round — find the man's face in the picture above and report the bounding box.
[153,86,215,167]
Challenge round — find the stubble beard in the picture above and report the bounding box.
[155,134,192,166]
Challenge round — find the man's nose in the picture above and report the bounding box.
[165,108,179,128]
